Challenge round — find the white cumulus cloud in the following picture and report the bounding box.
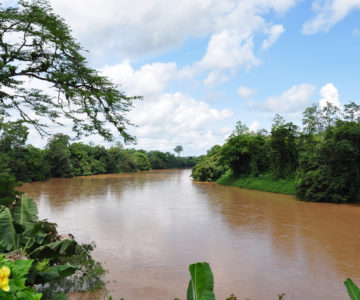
[101,61,234,154]
[199,30,260,71]
[48,0,295,68]
[128,92,233,154]
[262,24,285,50]
[302,0,360,34]
[261,84,317,112]
[101,61,178,99]
[319,83,340,108]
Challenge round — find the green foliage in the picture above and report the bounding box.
[38,242,107,299]
[0,255,42,299]
[192,101,360,203]
[174,145,184,156]
[345,278,360,300]
[221,131,269,177]
[0,119,29,152]
[187,262,215,300]
[192,146,227,181]
[269,119,298,178]
[0,196,79,286]
[296,120,360,203]
[217,172,296,195]
[45,134,73,178]
[134,151,151,171]
[0,172,20,207]
[0,0,138,142]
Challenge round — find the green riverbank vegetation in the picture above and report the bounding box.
[192,102,360,203]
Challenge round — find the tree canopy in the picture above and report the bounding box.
[192,101,360,203]
[0,0,139,142]
[173,145,183,156]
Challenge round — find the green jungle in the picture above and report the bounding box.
[192,102,360,204]
[0,1,359,299]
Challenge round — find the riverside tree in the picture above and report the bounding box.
[0,0,139,142]
[174,145,183,156]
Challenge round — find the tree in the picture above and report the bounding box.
[134,151,151,171]
[343,101,360,122]
[192,145,228,181]
[45,133,73,178]
[0,118,28,152]
[221,132,268,177]
[0,0,139,142]
[173,145,183,156]
[270,118,299,178]
[230,120,249,137]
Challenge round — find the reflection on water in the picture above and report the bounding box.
[20,169,360,299]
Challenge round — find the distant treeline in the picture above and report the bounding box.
[192,102,360,204]
[0,124,197,204]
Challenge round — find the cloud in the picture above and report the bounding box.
[128,92,233,154]
[101,61,178,99]
[319,83,340,108]
[262,24,285,49]
[302,0,360,34]
[261,84,317,112]
[101,61,234,154]
[48,0,296,64]
[249,120,260,132]
[238,86,256,99]
[199,30,260,71]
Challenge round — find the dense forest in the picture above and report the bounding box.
[192,101,360,204]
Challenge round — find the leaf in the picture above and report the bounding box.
[187,262,216,300]
[29,239,78,259]
[189,263,206,300]
[11,258,34,278]
[203,263,214,291]
[0,205,16,251]
[31,264,77,284]
[12,196,38,246]
[344,279,360,300]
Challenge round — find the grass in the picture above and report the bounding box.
[216,172,296,195]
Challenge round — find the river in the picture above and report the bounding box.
[19,169,360,299]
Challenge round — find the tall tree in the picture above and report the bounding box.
[45,133,73,178]
[270,117,299,178]
[0,0,139,142]
[173,145,183,156]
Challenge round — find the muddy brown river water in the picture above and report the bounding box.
[19,169,360,299]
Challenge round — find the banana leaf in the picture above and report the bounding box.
[29,239,78,260]
[12,196,38,246]
[187,262,216,300]
[28,264,77,284]
[0,206,17,251]
[344,279,360,300]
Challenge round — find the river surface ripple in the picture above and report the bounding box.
[20,169,360,300]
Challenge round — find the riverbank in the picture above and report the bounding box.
[216,172,296,195]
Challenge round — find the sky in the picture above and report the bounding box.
[4,0,360,155]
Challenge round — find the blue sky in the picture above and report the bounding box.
[6,0,360,155]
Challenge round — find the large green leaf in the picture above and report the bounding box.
[187,262,216,300]
[345,279,360,300]
[29,239,78,259]
[12,196,38,246]
[0,205,16,252]
[29,264,77,284]
[202,263,216,300]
